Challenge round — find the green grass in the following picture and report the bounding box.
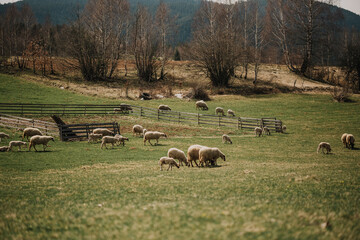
[1,74,360,239]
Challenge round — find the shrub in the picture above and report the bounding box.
[331,86,352,102]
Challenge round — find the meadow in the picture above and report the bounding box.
[0,73,359,239]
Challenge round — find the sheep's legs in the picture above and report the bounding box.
[193,160,199,167]
[167,165,171,171]
[149,140,153,146]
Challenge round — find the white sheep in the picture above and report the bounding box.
[132,124,145,137]
[281,125,287,133]
[158,104,171,111]
[101,136,120,149]
[341,133,348,148]
[0,132,10,142]
[159,157,179,171]
[114,134,129,146]
[222,134,232,144]
[29,135,54,152]
[0,146,9,152]
[93,128,114,136]
[215,107,225,116]
[195,100,208,111]
[187,144,206,167]
[167,148,188,166]
[317,142,331,154]
[8,141,27,151]
[263,126,271,135]
[143,131,167,146]
[227,109,235,117]
[346,134,355,149]
[143,129,148,136]
[255,127,263,137]
[22,127,43,141]
[199,147,226,167]
[88,133,103,143]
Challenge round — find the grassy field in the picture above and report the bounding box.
[0,74,360,239]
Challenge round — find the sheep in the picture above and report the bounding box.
[195,100,208,111]
[22,127,43,141]
[159,157,180,171]
[158,104,171,111]
[199,147,226,167]
[222,134,232,144]
[341,133,348,148]
[93,128,114,136]
[215,107,225,116]
[132,124,145,137]
[144,131,167,146]
[0,146,9,152]
[263,126,271,135]
[114,103,133,113]
[88,133,103,143]
[167,148,188,166]
[346,134,355,149]
[281,125,287,133]
[8,141,27,151]
[0,132,10,142]
[255,127,263,137]
[227,109,235,117]
[143,129,148,136]
[29,136,55,152]
[317,142,331,154]
[187,144,206,167]
[101,136,120,149]
[114,134,129,146]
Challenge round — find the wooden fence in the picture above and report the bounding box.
[59,122,120,141]
[0,103,283,132]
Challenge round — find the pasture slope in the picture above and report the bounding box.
[0,73,359,239]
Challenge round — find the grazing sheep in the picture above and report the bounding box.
[132,124,145,137]
[143,131,167,146]
[317,142,332,154]
[0,146,9,152]
[167,148,188,166]
[222,134,232,144]
[143,129,148,136]
[195,100,208,111]
[88,133,103,143]
[346,134,355,149]
[281,125,287,133]
[159,157,180,171]
[29,136,54,152]
[227,109,235,117]
[187,144,206,167]
[215,107,225,116]
[22,127,43,141]
[263,126,271,135]
[101,136,120,149]
[0,132,10,142]
[199,147,226,167]
[93,128,114,136]
[158,105,171,111]
[8,141,27,151]
[255,127,263,137]
[341,133,348,148]
[114,134,129,146]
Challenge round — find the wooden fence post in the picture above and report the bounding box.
[157,110,160,121]
[219,116,221,127]
[86,124,89,139]
[59,126,63,141]
[197,113,200,125]
[178,112,181,123]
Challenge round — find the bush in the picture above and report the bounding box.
[331,86,352,102]
[187,83,210,101]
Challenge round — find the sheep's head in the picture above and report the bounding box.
[21,142,27,146]
[50,137,55,142]
[161,133,167,138]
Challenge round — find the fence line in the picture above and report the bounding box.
[0,103,283,132]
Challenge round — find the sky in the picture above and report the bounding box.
[0,0,360,15]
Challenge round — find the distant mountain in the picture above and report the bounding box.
[1,0,360,44]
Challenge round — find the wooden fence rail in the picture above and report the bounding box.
[0,103,283,132]
[59,122,120,141]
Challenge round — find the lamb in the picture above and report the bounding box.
[346,134,355,149]
[8,141,27,151]
[88,133,103,143]
[317,142,332,154]
[255,127,263,137]
[132,124,145,137]
[143,131,167,146]
[195,100,208,111]
[0,132,10,142]
[341,133,348,148]
[215,107,225,116]
[227,109,235,117]
[29,135,54,152]
[167,148,188,166]
[0,146,9,152]
[114,134,129,146]
[93,128,114,136]
[158,104,171,111]
[101,136,120,149]
[22,127,43,141]
[158,157,180,171]
[187,144,206,167]
[222,134,232,144]
[199,147,226,167]
[263,126,271,135]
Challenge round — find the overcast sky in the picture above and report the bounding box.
[0,0,359,15]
